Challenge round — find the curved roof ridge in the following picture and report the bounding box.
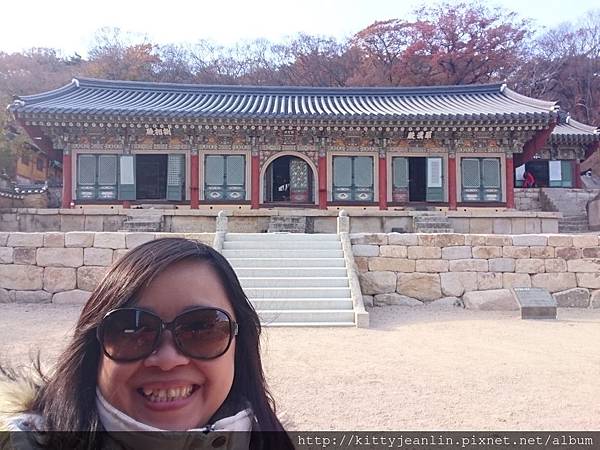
[565,115,599,134]
[501,86,558,112]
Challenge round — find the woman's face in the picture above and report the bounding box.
[97,259,236,430]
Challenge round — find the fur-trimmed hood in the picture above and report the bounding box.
[0,367,43,432]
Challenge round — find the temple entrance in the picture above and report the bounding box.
[136,154,168,200]
[392,156,443,203]
[264,155,314,204]
[408,157,427,201]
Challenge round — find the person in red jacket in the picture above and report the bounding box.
[523,169,536,188]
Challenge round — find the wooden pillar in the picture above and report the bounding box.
[573,160,582,188]
[61,148,72,208]
[505,155,515,209]
[448,155,457,210]
[190,151,199,209]
[378,152,388,210]
[251,150,260,209]
[318,151,327,209]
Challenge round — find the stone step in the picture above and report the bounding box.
[415,228,455,233]
[250,298,353,310]
[228,258,346,268]
[261,321,356,327]
[258,309,355,324]
[244,286,351,298]
[226,233,338,241]
[240,277,348,288]
[234,267,348,277]
[222,249,344,258]
[223,241,341,250]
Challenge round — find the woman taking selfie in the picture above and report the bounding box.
[0,238,293,449]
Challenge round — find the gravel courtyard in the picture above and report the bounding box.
[0,302,598,430]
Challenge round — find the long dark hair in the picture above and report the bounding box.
[27,238,292,449]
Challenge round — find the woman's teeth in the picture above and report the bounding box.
[142,386,194,402]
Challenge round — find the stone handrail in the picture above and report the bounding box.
[212,210,228,252]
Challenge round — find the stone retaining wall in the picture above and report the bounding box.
[0,232,214,304]
[352,233,600,309]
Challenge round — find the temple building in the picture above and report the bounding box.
[7,77,598,211]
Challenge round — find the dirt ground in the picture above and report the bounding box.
[0,302,599,430]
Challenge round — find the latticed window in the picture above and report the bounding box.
[76,154,118,200]
[204,155,246,201]
[461,157,501,202]
[332,156,374,201]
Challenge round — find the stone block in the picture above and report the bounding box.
[488,258,515,272]
[184,233,214,246]
[358,272,396,295]
[463,289,519,310]
[374,293,422,306]
[545,259,567,273]
[449,218,469,233]
[470,218,492,234]
[14,290,52,304]
[547,235,573,247]
[94,232,126,249]
[407,246,441,259]
[36,248,83,268]
[441,246,472,260]
[448,259,488,272]
[126,233,156,249]
[368,258,415,272]
[65,232,95,248]
[531,273,577,293]
[396,273,442,301]
[503,246,530,258]
[43,267,77,293]
[350,233,388,245]
[582,247,600,258]
[415,259,448,273]
[354,257,369,273]
[432,297,462,308]
[472,246,502,259]
[485,235,512,246]
[43,232,65,248]
[576,273,600,289]
[352,245,380,257]
[555,247,582,260]
[477,272,503,290]
[511,218,526,234]
[416,234,437,246]
[434,234,465,247]
[0,288,9,303]
[14,248,37,265]
[112,249,130,263]
[464,235,487,246]
[0,233,8,246]
[591,290,600,309]
[387,233,418,246]
[541,219,558,233]
[502,273,531,289]
[529,246,554,258]
[84,216,104,232]
[84,248,113,266]
[103,216,125,232]
[511,235,547,246]
[572,235,598,248]
[77,266,108,292]
[362,295,374,307]
[7,233,44,248]
[440,272,478,297]
[0,247,13,264]
[379,245,407,258]
[515,259,545,274]
[567,259,600,273]
[525,218,541,233]
[60,215,85,232]
[493,218,511,234]
[53,289,92,305]
[0,265,43,290]
[553,288,590,308]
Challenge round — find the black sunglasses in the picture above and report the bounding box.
[96,307,238,362]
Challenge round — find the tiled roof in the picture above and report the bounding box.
[10,77,558,123]
[550,116,599,145]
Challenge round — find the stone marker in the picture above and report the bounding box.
[511,287,557,320]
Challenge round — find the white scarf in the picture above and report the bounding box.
[96,388,253,449]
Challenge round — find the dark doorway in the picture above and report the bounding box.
[408,157,427,201]
[272,156,291,202]
[265,155,313,203]
[525,161,549,187]
[136,154,168,199]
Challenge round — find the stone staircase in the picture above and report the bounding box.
[222,233,356,326]
[540,188,600,233]
[121,214,163,232]
[412,213,454,233]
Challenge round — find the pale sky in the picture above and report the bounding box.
[0,0,598,56]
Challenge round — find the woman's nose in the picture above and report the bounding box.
[143,330,190,370]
